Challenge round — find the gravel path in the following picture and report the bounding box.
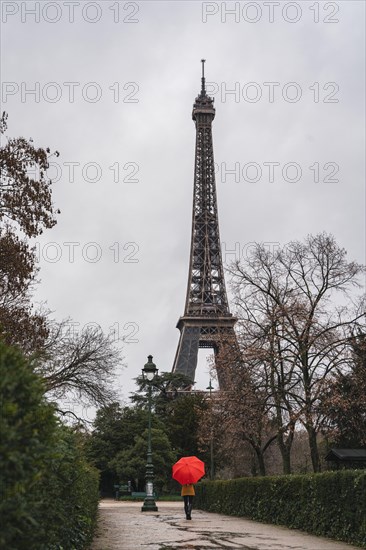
[90,500,360,550]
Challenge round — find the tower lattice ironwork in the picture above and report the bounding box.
[172,60,238,388]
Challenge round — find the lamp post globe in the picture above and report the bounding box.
[141,355,158,512]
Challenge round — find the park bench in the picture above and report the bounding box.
[131,491,158,499]
[113,485,158,500]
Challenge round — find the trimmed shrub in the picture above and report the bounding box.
[195,471,366,548]
[0,341,57,548]
[32,426,100,550]
[0,341,99,549]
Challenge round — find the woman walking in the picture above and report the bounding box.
[172,456,205,520]
[181,483,195,520]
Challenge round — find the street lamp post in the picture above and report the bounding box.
[141,355,158,512]
[206,379,214,480]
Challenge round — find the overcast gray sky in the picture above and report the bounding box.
[2,0,365,418]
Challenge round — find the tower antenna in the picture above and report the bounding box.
[201,59,206,95]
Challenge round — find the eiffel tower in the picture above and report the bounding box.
[172,60,238,389]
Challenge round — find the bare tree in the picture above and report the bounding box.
[236,307,299,474]
[34,320,124,409]
[229,233,365,472]
[198,343,278,477]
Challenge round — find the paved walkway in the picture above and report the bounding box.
[90,500,360,550]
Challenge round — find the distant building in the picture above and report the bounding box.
[325,449,366,469]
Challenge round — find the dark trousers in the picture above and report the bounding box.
[183,495,193,518]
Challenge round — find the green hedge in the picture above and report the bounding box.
[0,342,100,549]
[31,427,100,550]
[195,471,366,548]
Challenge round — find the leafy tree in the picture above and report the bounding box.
[87,386,209,494]
[132,371,210,457]
[85,403,124,494]
[86,404,163,494]
[0,112,59,353]
[0,111,60,238]
[165,392,209,459]
[131,371,194,411]
[0,226,49,352]
[112,427,176,492]
[321,330,366,447]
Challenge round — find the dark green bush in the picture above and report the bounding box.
[0,341,57,548]
[0,342,99,549]
[195,471,366,548]
[32,426,100,550]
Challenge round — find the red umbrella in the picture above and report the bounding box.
[172,456,205,485]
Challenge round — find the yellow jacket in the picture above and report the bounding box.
[181,484,195,496]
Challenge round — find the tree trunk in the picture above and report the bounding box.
[277,435,292,474]
[307,425,321,472]
[277,424,295,474]
[255,449,266,476]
